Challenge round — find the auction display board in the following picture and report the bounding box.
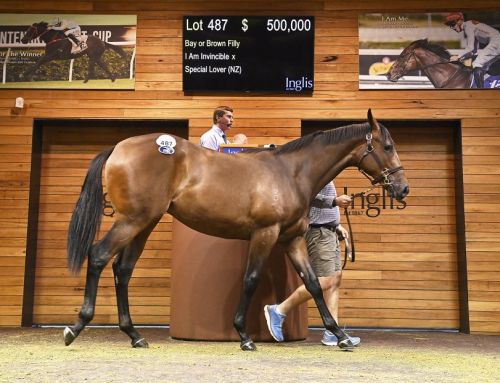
[183,16,314,93]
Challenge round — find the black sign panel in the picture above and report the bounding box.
[183,16,314,93]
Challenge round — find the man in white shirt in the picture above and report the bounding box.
[445,12,500,88]
[200,106,234,151]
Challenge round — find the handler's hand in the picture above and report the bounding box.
[334,194,352,209]
[336,224,349,241]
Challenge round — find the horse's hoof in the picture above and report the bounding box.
[83,79,89,84]
[63,327,77,346]
[132,338,149,348]
[240,340,257,351]
[338,338,354,351]
[111,78,116,83]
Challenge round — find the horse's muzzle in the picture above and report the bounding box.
[386,182,409,202]
[386,72,399,82]
[394,184,409,201]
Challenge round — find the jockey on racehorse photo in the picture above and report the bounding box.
[47,17,88,53]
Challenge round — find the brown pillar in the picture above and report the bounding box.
[170,219,308,341]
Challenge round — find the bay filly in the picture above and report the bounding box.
[64,110,409,351]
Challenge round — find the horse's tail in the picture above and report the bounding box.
[104,41,127,58]
[67,147,114,274]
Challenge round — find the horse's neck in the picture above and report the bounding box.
[41,30,64,44]
[285,135,362,198]
[417,50,463,88]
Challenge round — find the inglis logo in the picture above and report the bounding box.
[344,187,406,218]
[285,76,313,92]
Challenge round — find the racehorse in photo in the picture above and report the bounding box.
[20,21,127,83]
[64,110,409,351]
[386,39,500,89]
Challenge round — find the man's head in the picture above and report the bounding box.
[444,12,464,32]
[213,106,234,132]
[232,133,248,144]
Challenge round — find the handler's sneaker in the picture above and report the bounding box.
[264,304,286,342]
[321,330,361,347]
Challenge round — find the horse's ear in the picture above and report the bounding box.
[368,109,381,136]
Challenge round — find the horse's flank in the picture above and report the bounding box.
[107,133,311,241]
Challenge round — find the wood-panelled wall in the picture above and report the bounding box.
[0,0,499,334]
[305,123,461,329]
[32,122,186,325]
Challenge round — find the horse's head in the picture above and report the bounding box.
[386,40,422,82]
[387,39,452,83]
[21,22,48,44]
[355,110,409,202]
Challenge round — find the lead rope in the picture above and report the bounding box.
[341,185,377,270]
[342,206,353,270]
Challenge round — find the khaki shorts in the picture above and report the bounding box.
[305,227,341,276]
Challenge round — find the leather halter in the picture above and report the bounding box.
[356,132,404,187]
[27,24,48,39]
[395,50,461,89]
[26,24,59,44]
[342,132,403,270]
[341,132,404,269]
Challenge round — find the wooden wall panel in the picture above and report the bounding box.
[0,114,31,325]
[462,118,500,334]
[31,122,185,325]
[305,125,460,329]
[0,0,498,334]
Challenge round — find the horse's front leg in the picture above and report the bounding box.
[20,55,52,81]
[285,236,354,350]
[84,59,96,83]
[234,225,280,351]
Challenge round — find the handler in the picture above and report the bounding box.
[264,181,361,346]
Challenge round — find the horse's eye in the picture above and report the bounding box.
[384,144,393,151]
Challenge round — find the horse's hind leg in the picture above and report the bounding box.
[95,57,116,82]
[64,218,147,346]
[234,226,279,351]
[285,236,354,350]
[112,217,161,348]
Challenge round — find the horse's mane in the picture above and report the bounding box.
[412,39,451,60]
[242,122,391,155]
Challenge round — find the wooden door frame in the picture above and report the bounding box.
[22,118,189,327]
[301,118,469,334]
